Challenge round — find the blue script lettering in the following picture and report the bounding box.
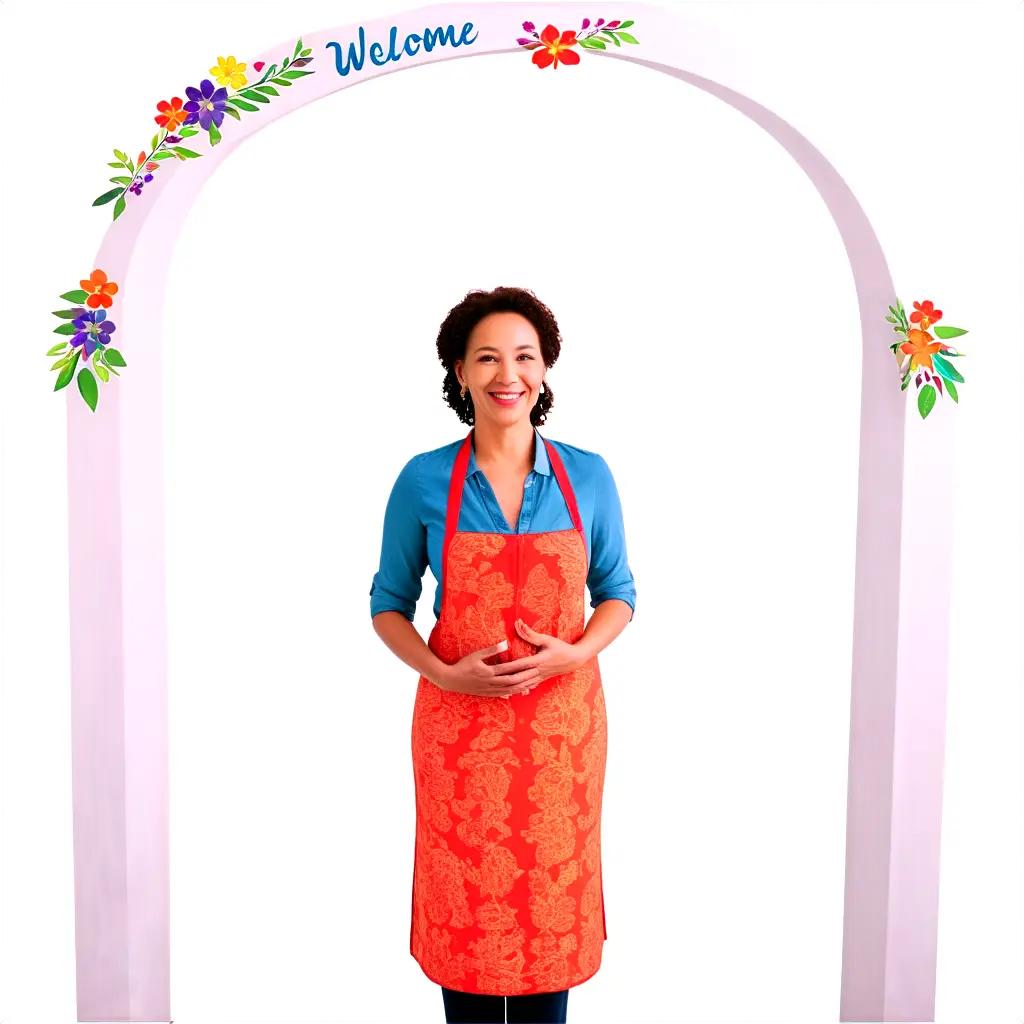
[326,22,478,76]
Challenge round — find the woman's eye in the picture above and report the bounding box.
[480,354,534,361]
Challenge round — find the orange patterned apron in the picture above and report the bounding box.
[410,429,608,996]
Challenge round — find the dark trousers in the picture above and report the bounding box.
[441,985,569,1023]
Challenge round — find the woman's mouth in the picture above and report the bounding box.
[488,390,525,407]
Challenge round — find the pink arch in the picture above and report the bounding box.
[65,4,953,1020]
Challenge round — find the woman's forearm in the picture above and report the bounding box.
[574,599,633,664]
[372,611,451,687]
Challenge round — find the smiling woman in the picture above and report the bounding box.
[370,285,636,1021]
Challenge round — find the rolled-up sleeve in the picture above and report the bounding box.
[370,455,428,622]
[587,454,636,621]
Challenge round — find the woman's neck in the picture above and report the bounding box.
[472,420,535,474]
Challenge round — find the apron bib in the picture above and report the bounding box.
[410,429,608,996]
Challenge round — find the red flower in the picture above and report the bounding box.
[80,269,119,310]
[532,24,580,69]
[910,299,942,329]
[155,96,190,131]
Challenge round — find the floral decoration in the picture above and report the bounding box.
[93,37,314,222]
[53,38,315,411]
[887,298,968,419]
[48,269,126,411]
[516,17,639,67]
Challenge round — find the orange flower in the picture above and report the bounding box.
[910,299,942,329]
[899,328,944,372]
[532,24,580,69]
[80,269,119,310]
[155,96,189,131]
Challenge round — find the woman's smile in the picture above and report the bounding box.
[488,389,526,406]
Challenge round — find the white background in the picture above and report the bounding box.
[1,1,1021,1022]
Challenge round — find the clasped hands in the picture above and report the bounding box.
[439,617,585,698]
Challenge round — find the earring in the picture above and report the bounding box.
[460,382,468,399]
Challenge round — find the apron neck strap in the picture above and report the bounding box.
[442,427,587,561]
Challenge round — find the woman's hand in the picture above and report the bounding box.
[489,618,584,698]
[438,619,584,699]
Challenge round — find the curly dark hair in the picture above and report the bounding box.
[437,286,562,426]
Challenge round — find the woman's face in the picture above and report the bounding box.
[456,312,546,427]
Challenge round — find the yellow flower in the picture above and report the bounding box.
[209,55,248,90]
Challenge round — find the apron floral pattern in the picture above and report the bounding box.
[410,430,608,995]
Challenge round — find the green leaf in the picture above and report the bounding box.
[53,322,77,336]
[893,325,906,335]
[169,146,201,158]
[944,379,958,403]
[239,89,270,103]
[619,20,635,28]
[932,353,965,383]
[47,341,69,354]
[178,127,199,138]
[94,361,110,383]
[253,84,279,97]
[885,315,897,324]
[102,348,127,367]
[939,347,963,357]
[227,96,260,112]
[60,289,89,303]
[581,38,606,49]
[917,384,937,419]
[50,352,75,370]
[93,187,123,207]
[619,31,639,44]
[209,121,222,146]
[934,325,967,339]
[271,75,293,86]
[107,161,126,168]
[109,175,133,185]
[300,48,312,57]
[294,37,303,58]
[900,371,911,391]
[114,148,128,163]
[151,151,177,161]
[151,133,158,150]
[125,157,135,173]
[224,105,241,121]
[279,69,313,79]
[54,348,80,391]
[113,195,127,221]
[77,367,99,411]
[52,308,81,320]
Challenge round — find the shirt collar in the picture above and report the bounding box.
[467,426,551,477]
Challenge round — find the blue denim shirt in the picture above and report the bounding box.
[370,427,636,623]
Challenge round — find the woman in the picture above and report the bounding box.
[370,286,636,1024]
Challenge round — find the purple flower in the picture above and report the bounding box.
[71,308,116,360]
[582,18,590,29]
[128,171,154,196]
[165,134,182,144]
[522,20,535,31]
[183,78,229,132]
